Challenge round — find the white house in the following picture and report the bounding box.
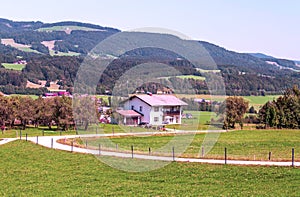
[117,94,187,126]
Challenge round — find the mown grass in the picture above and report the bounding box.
[0,127,77,138]
[0,140,299,196]
[85,129,300,161]
[1,63,25,71]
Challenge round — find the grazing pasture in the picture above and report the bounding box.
[0,140,299,196]
[84,129,300,161]
[1,63,25,71]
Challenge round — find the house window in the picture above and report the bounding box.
[131,105,134,110]
[139,106,143,112]
[154,117,159,122]
[154,107,159,112]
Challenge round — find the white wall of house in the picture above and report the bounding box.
[124,98,152,123]
[150,106,163,125]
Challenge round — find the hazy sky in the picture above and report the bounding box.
[0,0,299,60]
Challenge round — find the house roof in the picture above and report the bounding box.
[130,94,188,106]
[117,110,142,117]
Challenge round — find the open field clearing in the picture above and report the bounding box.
[83,129,300,161]
[0,140,299,196]
[1,63,25,71]
[49,50,81,56]
[37,26,106,34]
[1,38,40,53]
[8,94,39,99]
[159,75,205,80]
[176,94,281,110]
[196,68,221,73]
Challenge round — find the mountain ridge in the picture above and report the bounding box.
[0,18,299,96]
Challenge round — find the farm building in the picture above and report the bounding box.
[117,94,187,126]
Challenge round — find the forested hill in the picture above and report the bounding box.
[0,18,300,96]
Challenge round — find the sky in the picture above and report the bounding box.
[0,0,299,60]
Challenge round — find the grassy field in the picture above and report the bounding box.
[167,111,218,130]
[0,140,299,196]
[84,129,300,161]
[49,50,81,56]
[37,26,103,32]
[244,95,281,110]
[0,127,77,138]
[8,94,40,99]
[159,75,205,81]
[176,94,281,110]
[1,63,26,71]
[196,68,221,73]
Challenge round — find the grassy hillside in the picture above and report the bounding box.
[37,25,103,33]
[1,63,25,71]
[0,140,299,196]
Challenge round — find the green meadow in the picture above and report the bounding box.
[85,129,300,161]
[1,63,26,71]
[37,26,102,32]
[0,140,299,196]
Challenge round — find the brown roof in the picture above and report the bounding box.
[117,110,142,117]
[130,94,187,106]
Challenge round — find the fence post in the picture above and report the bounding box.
[131,145,134,158]
[292,148,295,167]
[60,131,62,136]
[71,141,73,153]
[268,152,272,161]
[99,144,101,155]
[172,147,175,161]
[25,133,28,141]
[19,130,22,140]
[36,136,39,145]
[149,147,151,155]
[51,138,53,149]
[224,147,227,164]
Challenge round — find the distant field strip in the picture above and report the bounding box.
[1,63,25,71]
[37,26,106,34]
[196,68,221,73]
[159,75,205,80]
[1,38,40,54]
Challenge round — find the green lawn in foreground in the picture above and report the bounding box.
[85,129,300,161]
[0,127,77,138]
[0,140,299,196]
[1,63,25,71]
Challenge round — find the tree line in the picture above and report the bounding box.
[0,96,73,131]
[258,86,300,129]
